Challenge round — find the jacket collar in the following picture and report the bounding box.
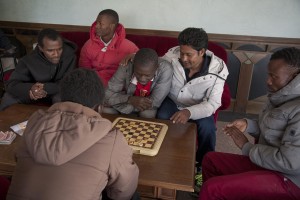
[49,102,101,118]
[269,73,300,106]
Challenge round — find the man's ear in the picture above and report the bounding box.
[293,70,300,78]
[289,67,300,78]
[199,48,206,57]
[94,104,103,113]
[99,105,103,113]
[38,45,43,52]
[295,68,300,76]
[110,23,117,31]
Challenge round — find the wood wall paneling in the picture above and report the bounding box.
[1,21,300,113]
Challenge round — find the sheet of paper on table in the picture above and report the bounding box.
[10,120,28,136]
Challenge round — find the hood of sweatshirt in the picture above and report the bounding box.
[34,39,77,65]
[23,102,112,166]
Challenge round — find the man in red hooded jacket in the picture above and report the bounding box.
[79,9,139,86]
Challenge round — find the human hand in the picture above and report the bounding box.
[170,109,191,124]
[29,83,47,100]
[224,126,249,149]
[120,53,135,66]
[128,96,152,111]
[223,119,247,133]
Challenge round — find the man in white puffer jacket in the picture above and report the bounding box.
[157,28,229,165]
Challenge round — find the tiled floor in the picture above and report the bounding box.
[175,121,256,200]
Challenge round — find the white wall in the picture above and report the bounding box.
[1,0,300,38]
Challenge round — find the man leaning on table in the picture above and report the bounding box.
[7,68,139,200]
[104,48,173,118]
[0,28,76,111]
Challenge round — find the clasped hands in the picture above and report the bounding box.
[29,83,47,100]
[223,119,249,149]
[128,96,152,111]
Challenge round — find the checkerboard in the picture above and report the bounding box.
[112,117,168,156]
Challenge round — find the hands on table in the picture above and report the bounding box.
[170,109,191,124]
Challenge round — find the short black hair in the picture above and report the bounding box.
[37,28,62,48]
[178,27,208,51]
[271,47,300,69]
[60,68,105,108]
[133,48,158,69]
[98,9,119,24]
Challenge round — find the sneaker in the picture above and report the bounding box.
[194,163,202,192]
[190,173,202,198]
[194,172,203,193]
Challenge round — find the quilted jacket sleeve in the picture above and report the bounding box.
[149,59,173,108]
[105,63,134,114]
[78,40,92,68]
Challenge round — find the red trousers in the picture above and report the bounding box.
[0,176,10,200]
[199,152,300,200]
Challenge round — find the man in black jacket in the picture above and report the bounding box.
[0,28,77,111]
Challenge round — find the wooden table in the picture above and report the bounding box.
[0,104,197,200]
[0,104,48,176]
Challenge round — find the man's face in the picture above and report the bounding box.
[38,37,63,64]
[95,14,115,38]
[267,59,298,93]
[179,45,205,70]
[134,63,157,85]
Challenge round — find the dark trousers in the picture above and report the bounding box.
[199,152,300,200]
[157,97,216,164]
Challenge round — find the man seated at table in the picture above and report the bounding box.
[7,68,139,200]
[0,28,76,111]
[104,48,173,118]
[199,47,300,200]
[79,9,138,87]
[157,27,229,166]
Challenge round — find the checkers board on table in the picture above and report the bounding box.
[112,117,168,156]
